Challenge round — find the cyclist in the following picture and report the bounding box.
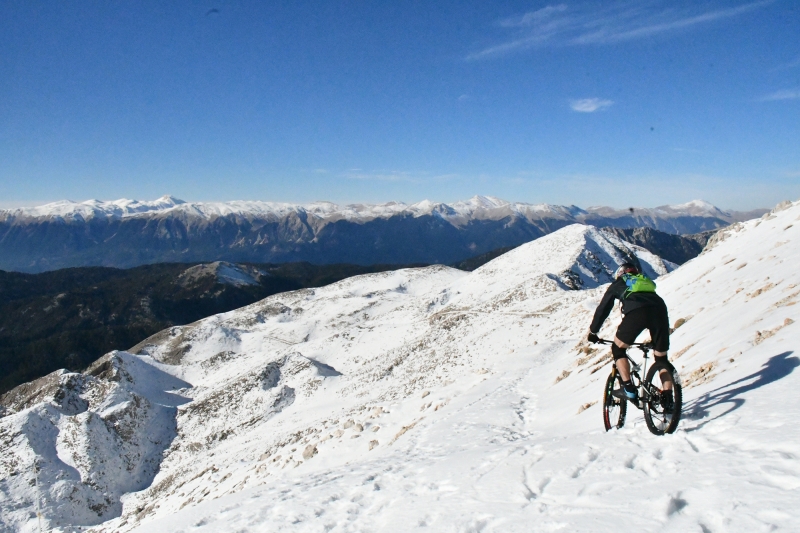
[587,262,674,408]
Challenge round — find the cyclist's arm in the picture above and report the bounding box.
[589,280,623,333]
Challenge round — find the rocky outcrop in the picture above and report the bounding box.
[0,352,190,530]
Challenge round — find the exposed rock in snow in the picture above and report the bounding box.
[0,353,190,530]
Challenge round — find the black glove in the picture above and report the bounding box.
[587,332,599,344]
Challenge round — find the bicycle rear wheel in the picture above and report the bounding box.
[603,368,627,431]
[643,362,682,435]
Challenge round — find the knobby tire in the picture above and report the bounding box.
[602,369,626,431]
[643,362,682,435]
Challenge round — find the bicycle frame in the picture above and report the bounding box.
[598,339,654,409]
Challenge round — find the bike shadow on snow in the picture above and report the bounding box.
[682,351,798,432]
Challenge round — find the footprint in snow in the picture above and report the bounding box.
[570,448,599,478]
[666,493,688,516]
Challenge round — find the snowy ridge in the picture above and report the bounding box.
[2,202,800,532]
[0,352,190,529]
[177,262,266,288]
[1,195,736,225]
[1,195,186,221]
[444,225,673,309]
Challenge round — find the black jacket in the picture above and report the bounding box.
[589,277,666,333]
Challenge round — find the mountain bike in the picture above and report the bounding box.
[597,339,682,435]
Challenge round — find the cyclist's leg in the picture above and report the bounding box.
[646,305,673,390]
[614,309,648,382]
[656,357,674,390]
[612,343,631,381]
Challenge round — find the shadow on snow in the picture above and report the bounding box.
[683,351,798,431]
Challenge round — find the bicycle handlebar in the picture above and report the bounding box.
[594,338,653,349]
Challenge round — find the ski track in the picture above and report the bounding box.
[2,205,800,533]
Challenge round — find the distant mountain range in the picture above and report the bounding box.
[0,195,765,273]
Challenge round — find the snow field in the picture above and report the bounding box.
[122,203,798,533]
[1,204,798,533]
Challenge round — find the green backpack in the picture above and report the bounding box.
[621,273,657,298]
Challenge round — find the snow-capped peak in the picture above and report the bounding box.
[156,195,185,205]
[467,195,510,209]
[662,199,729,216]
[677,199,716,210]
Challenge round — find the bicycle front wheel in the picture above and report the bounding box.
[603,369,626,431]
[643,362,682,435]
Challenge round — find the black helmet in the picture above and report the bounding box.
[614,262,639,279]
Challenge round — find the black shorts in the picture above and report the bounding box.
[616,305,670,352]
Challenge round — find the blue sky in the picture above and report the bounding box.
[0,1,798,210]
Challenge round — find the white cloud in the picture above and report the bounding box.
[759,89,800,101]
[569,98,613,113]
[344,171,414,182]
[466,1,773,60]
[499,4,569,28]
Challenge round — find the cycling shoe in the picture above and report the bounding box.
[612,385,638,402]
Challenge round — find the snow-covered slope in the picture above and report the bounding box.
[0,353,190,529]
[3,205,799,532]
